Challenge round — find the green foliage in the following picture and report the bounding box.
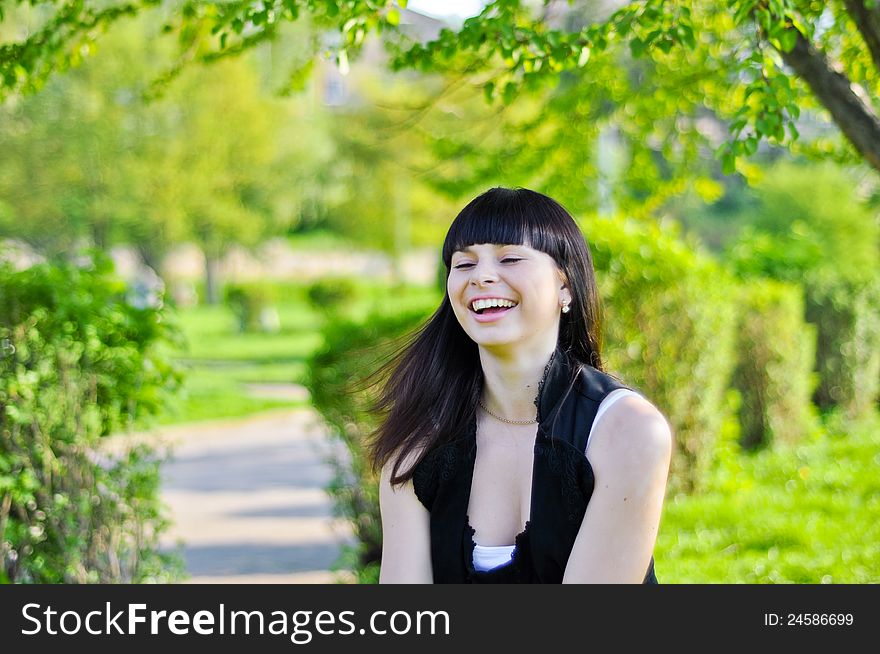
[723,161,880,419]
[804,275,880,419]
[304,293,435,578]
[305,278,359,316]
[0,11,341,293]
[0,249,185,582]
[730,279,818,450]
[588,213,739,494]
[224,281,280,333]
[5,0,880,183]
[725,161,879,285]
[0,11,186,261]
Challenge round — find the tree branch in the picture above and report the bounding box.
[842,0,880,73]
[779,28,880,172]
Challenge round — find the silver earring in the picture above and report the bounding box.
[561,302,570,313]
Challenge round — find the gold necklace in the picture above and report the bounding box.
[477,399,538,425]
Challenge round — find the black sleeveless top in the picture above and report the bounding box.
[411,344,659,584]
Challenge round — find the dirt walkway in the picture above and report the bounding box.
[148,408,356,583]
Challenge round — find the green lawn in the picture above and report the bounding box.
[155,367,307,425]
[656,409,880,583]
[153,279,441,426]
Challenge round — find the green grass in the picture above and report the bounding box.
[155,368,306,425]
[153,279,441,426]
[656,409,880,583]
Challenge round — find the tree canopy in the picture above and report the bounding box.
[3,1,880,177]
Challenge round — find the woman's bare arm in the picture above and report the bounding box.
[377,450,433,583]
[562,396,673,584]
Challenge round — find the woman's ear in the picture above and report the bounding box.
[557,271,572,305]
[557,269,570,291]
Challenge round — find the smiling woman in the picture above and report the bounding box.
[364,186,672,584]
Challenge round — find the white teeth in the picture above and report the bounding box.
[471,298,517,312]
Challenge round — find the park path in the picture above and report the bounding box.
[149,407,357,583]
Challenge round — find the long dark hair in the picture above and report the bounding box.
[364,187,606,486]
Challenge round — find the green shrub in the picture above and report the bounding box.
[305,299,434,583]
[804,274,880,420]
[731,279,819,449]
[305,278,359,316]
[224,281,279,333]
[0,250,185,583]
[587,214,739,494]
[722,160,880,420]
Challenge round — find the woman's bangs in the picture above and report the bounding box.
[443,218,530,265]
[441,187,571,272]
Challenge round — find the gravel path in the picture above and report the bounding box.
[150,408,356,583]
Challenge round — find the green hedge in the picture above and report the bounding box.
[0,251,184,583]
[731,279,819,449]
[721,160,880,421]
[587,214,738,494]
[804,274,880,420]
[305,301,432,584]
[305,278,359,316]
[224,281,280,333]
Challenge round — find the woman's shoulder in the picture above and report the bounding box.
[586,389,673,481]
[573,365,672,459]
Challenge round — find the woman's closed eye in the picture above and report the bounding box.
[454,258,521,269]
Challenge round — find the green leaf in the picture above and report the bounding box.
[779,29,798,53]
[630,38,646,58]
[483,81,495,103]
[386,9,400,26]
[502,81,517,105]
[744,136,758,155]
[721,151,736,175]
[680,25,697,49]
[578,46,591,67]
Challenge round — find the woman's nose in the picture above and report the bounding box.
[470,261,499,284]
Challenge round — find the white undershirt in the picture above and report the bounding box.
[471,388,644,572]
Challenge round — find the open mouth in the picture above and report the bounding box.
[472,305,515,315]
[469,300,519,317]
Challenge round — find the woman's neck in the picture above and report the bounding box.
[477,342,557,422]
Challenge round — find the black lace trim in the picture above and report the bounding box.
[534,438,595,525]
[533,348,558,423]
[411,450,437,511]
[411,423,473,511]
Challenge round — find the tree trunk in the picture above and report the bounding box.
[779,28,880,173]
[204,253,221,305]
[136,244,162,276]
[91,220,109,251]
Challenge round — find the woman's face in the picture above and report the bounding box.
[447,241,571,349]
